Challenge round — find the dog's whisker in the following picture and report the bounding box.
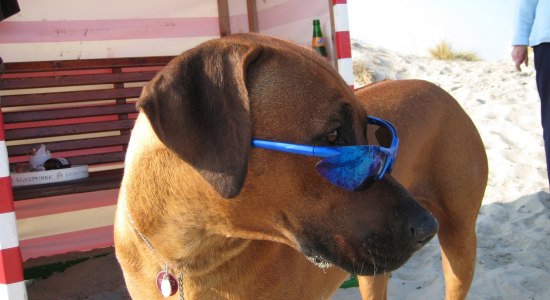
[367,250,377,276]
[359,260,366,276]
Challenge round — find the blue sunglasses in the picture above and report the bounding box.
[251,116,399,191]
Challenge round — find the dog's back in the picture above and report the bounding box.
[355,79,488,300]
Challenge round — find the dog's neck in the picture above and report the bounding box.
[120,189,345,298]
[118,115,347,298]
[120,184,249,270]
[180,240,347,299]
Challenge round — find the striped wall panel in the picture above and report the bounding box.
[0,0,221,62]
[0,0,335,63]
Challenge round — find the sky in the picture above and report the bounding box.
[347,0,518,61]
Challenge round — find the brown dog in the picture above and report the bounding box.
[355,81,488,300]
[114,33,486,299]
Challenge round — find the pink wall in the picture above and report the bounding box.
[0,0,221,62]
[257,0,333,53]
[0,0,333,63]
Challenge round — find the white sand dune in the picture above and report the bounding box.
[333,42,550,299]
[26,41,550,300]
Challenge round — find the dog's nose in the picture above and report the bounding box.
[409,213,438,246]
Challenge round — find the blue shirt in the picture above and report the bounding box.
[512,0,550,46]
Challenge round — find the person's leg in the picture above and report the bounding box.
[533,43,550,186]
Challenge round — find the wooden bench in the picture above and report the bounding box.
[1,56,174,201]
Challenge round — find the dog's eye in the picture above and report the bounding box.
[326,129,339,145]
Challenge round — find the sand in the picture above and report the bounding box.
[25,41,550,300]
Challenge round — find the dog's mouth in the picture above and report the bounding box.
[298,233,417,276]
[303,246,412,275]
[306,254,333,269]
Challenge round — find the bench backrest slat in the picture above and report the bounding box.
[13,169,124,201]
[1,56,174,176]
[1,87,143,107]
[7,135,131,157]
[3,56,174,73]
[1,71,159,90]
[4,103,137,123]
[69,152,127,166]
[6,119,136,141]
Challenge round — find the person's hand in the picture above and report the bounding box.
[511,45,528,71]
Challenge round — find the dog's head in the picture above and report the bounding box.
[137,33,437,275]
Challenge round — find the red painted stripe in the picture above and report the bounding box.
[335,31,352,59]
[333,0,348,4]
[14,189,118,219]
[5,115,120,130]
[6,112,138,131]
[0,177,15,214]
[0,17,220,44]
[2,66,163,79]
[1,68,112,79]
[53,145,124,159]
[19,225,114,261]
[122,66,166,73]
[0,247,24,284]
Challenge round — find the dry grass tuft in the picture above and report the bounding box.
[429,41,480,61]
[353,60,375,87]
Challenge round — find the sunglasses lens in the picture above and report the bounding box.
[315,146,388,191]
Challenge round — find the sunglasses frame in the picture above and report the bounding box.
[251,116,399,189]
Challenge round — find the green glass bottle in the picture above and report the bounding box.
[312,19,328,58]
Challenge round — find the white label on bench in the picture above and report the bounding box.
[10,165,89,187]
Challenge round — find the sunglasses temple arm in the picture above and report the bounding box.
[369,116,400,153]
[312,147,341,157]
[252,140,340,157]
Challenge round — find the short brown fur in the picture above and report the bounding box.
[356,80,487,300]
[114,34,487,300]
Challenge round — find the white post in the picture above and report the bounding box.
[332,0,354,89]
[0,104,28,299]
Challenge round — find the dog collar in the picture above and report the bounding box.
[125,202,184,299]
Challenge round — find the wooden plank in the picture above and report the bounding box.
[1,87,143,108]
[8,152,126,167]
[0,71,158,90]
[217,0,231,37]
[247,0,259,32]
[7,135,131,157]
[4,103,137,123]
[328,0,339,67]
[5,119,135,140]
[67,152,127,166]
[12,169,123,201]
[4,56,175,74]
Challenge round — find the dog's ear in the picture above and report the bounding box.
[137,39,261,199]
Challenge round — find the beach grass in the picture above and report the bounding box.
[353,60,375,86]
[429,41,480,61]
